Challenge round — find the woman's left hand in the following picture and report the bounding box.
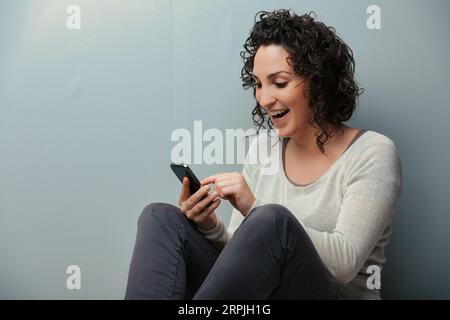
[201,172,256,217]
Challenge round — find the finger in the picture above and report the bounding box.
[192,190,219,214]
[214,178,236,192]
[200,173,230,186]
[192,199,221,223]
[218,185,239,199]
[186,185,211,209]
[179,177,190,204]
[200,175,217,186]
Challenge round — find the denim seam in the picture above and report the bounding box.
[253,249,283,299]
[168,223,185,300]
[152,208,185,300]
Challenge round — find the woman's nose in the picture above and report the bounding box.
[258,94,276,109]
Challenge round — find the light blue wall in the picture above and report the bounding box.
[0,0,449,299]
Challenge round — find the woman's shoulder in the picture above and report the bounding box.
[359,129,398,148]
[344,129,403,195]
[347,129,402,172]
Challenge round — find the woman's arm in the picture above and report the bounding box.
[299,142,402,283]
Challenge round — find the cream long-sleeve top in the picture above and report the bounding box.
[197,129,402,299]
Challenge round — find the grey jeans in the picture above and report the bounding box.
[125,202,340,299]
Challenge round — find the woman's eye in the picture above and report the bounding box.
[255,82,287,89]
[275,82,288,88]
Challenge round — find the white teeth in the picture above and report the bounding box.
[270,109,289,116]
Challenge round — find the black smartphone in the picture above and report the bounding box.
[170,163,202,195]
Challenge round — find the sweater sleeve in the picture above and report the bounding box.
[197,218,229,251]
[299,142,403,283]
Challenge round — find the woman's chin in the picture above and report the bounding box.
[273,126,293,138]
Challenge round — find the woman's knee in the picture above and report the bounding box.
[138,202,185,227]
[246,203,295,227]
[241,204,311,253]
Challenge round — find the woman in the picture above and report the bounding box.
[125,9,402,300]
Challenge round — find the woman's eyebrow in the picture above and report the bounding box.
[252,71,292,80]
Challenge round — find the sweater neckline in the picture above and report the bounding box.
[280,129,369,189]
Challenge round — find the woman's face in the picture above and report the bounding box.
[252,44,312,137]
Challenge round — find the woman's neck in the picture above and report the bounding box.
[288,124,346,158]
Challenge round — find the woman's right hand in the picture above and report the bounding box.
[178,177,221,231]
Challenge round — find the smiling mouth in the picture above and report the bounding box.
[270,109,290,119]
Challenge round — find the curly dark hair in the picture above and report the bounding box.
[240,9,364,153]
